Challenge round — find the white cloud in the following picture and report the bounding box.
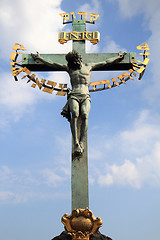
[110,0,160,19]
[0,165,38,187]
[102,36,126,53]
[78,0,102,21]
[0,0,69,60]
[0,166,17,183]
[40,168,64,186]
[0,71,56,128]
[0,165,68,204]
[0,190,66,204]
[89,175,95,185]
[99,160,140,188]
[120,110,160,155]
[89,109,160,188]
[89,147,103,160]
[0,191,15,201]
[55,135,71,152]
[99,141,160,188]
[0,190,32,203]
[0,73,36,111]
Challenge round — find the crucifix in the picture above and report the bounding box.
[10,11,149,240]
[21,14,136,210]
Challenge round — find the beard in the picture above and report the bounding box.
[67,58,82,70]
[71,60,82,70]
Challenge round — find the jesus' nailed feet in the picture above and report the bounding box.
[73,142,84,158]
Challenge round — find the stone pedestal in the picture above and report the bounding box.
[51,231,112,240]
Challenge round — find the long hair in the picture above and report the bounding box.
[66,50,82,70]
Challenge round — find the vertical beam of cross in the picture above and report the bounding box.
[71,20,89,210]
[72,118,89,210]
[72,20,86,55]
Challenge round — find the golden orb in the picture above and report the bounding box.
[71,216,93,232]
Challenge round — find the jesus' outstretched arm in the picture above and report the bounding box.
[31,52,68,71]
[90,51,126,70]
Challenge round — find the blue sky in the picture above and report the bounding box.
[0,0,160,240]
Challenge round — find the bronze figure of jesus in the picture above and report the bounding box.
[31,50,125,156]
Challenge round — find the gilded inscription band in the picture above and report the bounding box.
[58,31,100,45]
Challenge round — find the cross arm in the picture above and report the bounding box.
[22,53,68,71]
[31,52,68,72]
[84,52,136,71]
[90,52,126,70]
[22,52,136,72]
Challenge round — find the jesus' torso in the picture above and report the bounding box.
[68,64,92,95]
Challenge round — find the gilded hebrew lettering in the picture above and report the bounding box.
[70,12,76,19]
[60,13,70,20]
[78,12,87,20]
[90,13,99,22]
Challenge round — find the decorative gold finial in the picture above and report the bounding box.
[61,208,103,240]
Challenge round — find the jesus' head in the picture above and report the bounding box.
[66,50,83,70]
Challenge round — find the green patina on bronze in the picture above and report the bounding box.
[22,52,135,72]
[71,118,89,210]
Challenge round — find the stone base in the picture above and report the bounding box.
[51,231,112,240]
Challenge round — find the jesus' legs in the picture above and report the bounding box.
[79,99,91,152]
[69,99,82,154]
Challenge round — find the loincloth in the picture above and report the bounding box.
[70,93,90,104]
[61,93,91,122]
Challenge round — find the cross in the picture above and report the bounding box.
[21,14,136,211]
